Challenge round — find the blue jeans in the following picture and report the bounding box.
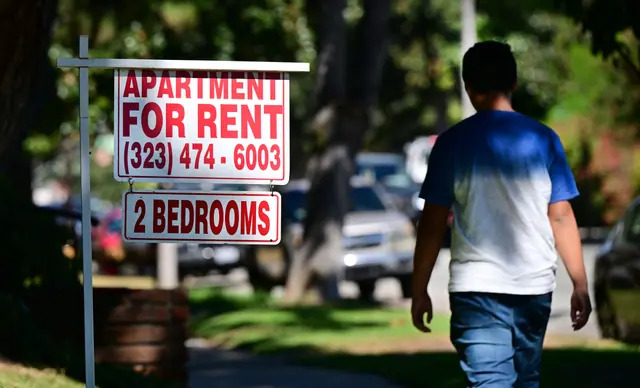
[450,292,552,388]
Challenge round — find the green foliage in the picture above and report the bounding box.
[26,1,640,222]
[33,0,316,203]
[559,0,640,60]
[370,1,595,149]
[557,0,640,126]
[370,0,461,150]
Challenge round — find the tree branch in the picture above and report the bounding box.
[614,43,640,82]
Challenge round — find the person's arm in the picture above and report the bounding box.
[410,134,453,333]
[547,132,591,330]
[411,204,450,332]
[548,200,591,330]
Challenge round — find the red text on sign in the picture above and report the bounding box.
[122,102,185,138]
[122,70,280,101]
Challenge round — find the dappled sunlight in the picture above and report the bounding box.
[188,288,640,387]
[189,287,450,355]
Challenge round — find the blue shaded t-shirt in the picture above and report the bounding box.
[420,110,578,295]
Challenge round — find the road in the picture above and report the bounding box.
[188,244,602,339]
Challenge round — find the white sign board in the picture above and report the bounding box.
[122,190,281,245]
[113,69,289,185]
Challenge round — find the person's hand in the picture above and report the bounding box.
[571,286,592,331]
[411,291,433,333]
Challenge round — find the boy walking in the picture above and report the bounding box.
[411,41,592,387]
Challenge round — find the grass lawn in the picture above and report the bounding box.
[85,275,156,289]
[0,362,82,388]
[190,287,640,388]
[302,348,640,388]
[0,357,179,388]
[0,361,180,388]
[190,287,451,355]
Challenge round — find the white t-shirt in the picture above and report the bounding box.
[419,111,579,295]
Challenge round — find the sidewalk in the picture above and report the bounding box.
[187,340,402,388]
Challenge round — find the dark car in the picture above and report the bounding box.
[243,178,416,300]
[355,152,453,248]
[594,198,640,343]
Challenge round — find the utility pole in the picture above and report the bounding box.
[461,0,477,119]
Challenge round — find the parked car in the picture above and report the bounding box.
[92,208,156,275]
[594,198,640,343]
[355,152,422,225]
[38,204,99,261]
[243,177,417,300]
[404,135,438,184]
[354,151,453,248]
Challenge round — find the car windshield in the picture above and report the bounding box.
[352,186,386,212]
[355,161,404,181]
[355,157,417,191]
[170,182,249,191]
[283,186,386,223]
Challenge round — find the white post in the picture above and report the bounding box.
[157,243,178,289]
[156,179,178,289]
[461,0,477,119]
[78,35,96,388]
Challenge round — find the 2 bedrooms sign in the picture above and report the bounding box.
[113,69,289,184]
[122,191,281,244]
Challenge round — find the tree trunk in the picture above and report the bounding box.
[0,0,58,199]
[284,0,390,303]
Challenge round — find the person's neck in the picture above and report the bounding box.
[472,93,514,112]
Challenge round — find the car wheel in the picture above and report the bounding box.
[596,286,619,340]
[247,265,276,293]
[398,275,412,299]
[178,271,188,284]
[119,263,138,276]
[616,316,633,343]
[357,280,376,302]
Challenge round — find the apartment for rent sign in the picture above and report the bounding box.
[113,69,289,184]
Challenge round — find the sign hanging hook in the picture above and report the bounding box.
[269,181,274,196]
[128,177,134,193]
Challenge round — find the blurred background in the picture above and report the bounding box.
[1,0,640,387]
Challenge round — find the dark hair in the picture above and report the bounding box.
[462,41,517,94]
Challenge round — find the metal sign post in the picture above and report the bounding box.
[57,35,308,387]
[78,35,96,388]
